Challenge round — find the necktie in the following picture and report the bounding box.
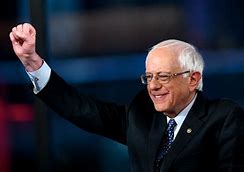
[155,119,177,171]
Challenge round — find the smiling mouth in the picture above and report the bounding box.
[151,93,168,103]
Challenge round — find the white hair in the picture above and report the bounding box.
[146,39,204,91]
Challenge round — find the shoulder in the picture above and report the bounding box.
[208,96,243,111]
[202,93,244,118]
[191,92,244,119]
[127,89,156,118]
[129,89,153,109]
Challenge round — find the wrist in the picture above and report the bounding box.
[23,53,44,72]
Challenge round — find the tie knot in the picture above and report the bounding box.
[167,119,177,133]
[168,119,177,128]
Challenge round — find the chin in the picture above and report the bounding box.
[153,104,167,112]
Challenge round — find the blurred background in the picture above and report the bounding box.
[0,0,244,172]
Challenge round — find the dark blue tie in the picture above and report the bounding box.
[155,119,177,171]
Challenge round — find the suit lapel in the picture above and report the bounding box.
[158,92,207,171]
[162,114,204,171]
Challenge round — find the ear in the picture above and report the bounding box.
[189,72,201,91]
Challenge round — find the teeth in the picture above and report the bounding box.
[155,95,162,98]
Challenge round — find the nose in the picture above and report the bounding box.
[148,77,162,90]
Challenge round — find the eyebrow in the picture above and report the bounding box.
[145,71,171,74]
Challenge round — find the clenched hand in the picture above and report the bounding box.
[9,23,43,72]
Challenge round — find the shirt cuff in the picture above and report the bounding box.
[26,60,51,94]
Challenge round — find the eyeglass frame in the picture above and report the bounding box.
[140,70,190,85]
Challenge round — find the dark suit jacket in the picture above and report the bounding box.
[36,71,244,172]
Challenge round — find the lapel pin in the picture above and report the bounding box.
[187,128,192,134]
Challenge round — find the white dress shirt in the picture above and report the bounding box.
[26,60,51,94]
[166,93,197,140]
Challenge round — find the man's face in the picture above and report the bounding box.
[146,47,195,117]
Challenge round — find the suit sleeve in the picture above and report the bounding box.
[217,103,244,171]
[36,70,128,144]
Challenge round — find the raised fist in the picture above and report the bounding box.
[9,23,43,71]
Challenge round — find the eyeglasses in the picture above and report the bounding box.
[140,71,190,85]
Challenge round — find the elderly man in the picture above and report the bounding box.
[10,23,244,172]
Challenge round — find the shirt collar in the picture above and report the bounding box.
[167,93,198,125]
